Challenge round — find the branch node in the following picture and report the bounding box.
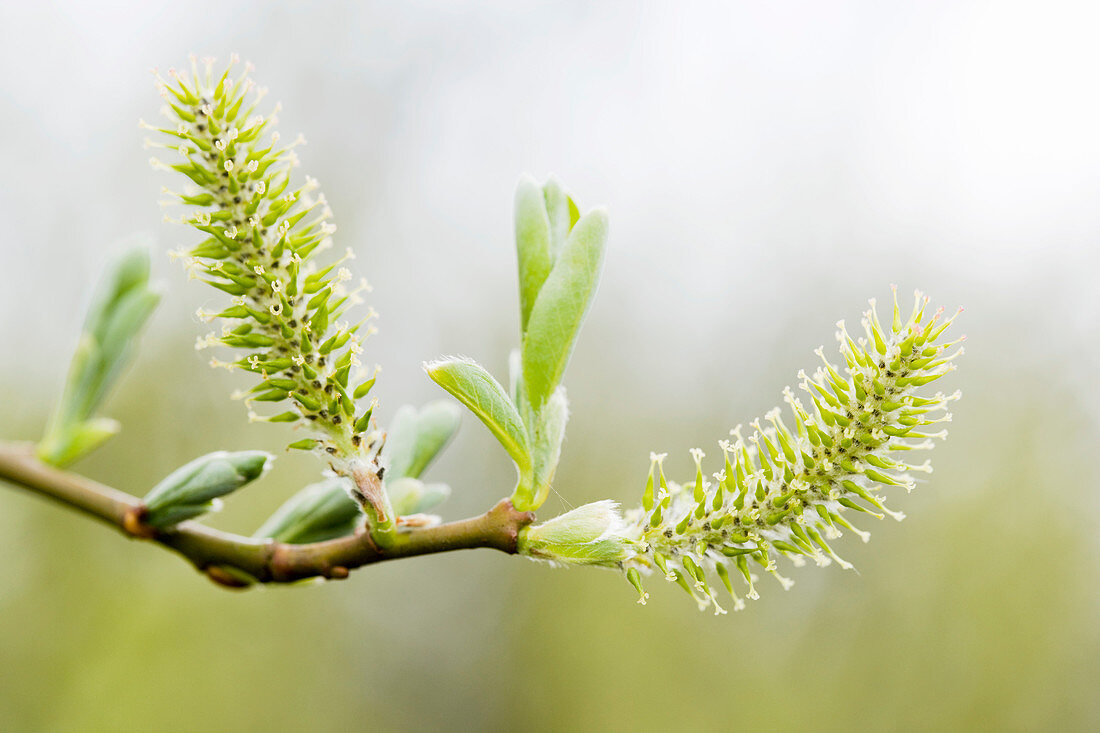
[268,542,294,582]
[487,498,536,554]
[325,565,350,579]
[122,505,157,539]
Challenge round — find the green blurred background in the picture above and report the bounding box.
[1,1,1098,730]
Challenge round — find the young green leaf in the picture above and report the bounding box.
[521,208,608,411]
[424,357,533,485]
[253,478,361,544]
[143,450,273,528]
[387,477,452,516]
[507,347,535,430]
[413,482,451,513]
[518,500,633,566]
[515,176,553,332]
[38,244,160,467]
[540,176,580,261]
[40,416,121,469]
[507,348,523,405]
[86,280,161,413]
[384,401,461,481]
[514,387,569,511]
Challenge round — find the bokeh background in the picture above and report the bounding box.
[1,1,1098,730]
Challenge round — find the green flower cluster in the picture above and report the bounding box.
[146,57,382,504]
[620,291,963,612]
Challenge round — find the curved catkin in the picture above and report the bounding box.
[147,56,382,477]
[621,290,964,613]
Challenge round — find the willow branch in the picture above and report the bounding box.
[0,441,534,589]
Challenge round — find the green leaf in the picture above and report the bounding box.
[414,482,451,513]
[89,271,161,407]
[143,450,273,527]
[84,245,153,339]
[387,477,452,516]
[253,478,361,544]
[540,176,579,262]
[38,244,161,467]
[521,208,608,411]
[36,418,121,469]
[514,176,553,332]
[519,387,569,511]
[507,348,523,405]
[515,176,585,334]
[424,357,532,483]
[144,502,223,527]
[384,401,461,481]
[507,347,534,429]
[518,500,631,566]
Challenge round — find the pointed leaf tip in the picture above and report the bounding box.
[521,207,608,410]
[424,357,532,484]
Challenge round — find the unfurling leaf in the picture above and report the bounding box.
[521,208,608,411]
[387,477,452,516]
[424,358,533,488]
[514,387,569,511]
[254,478,361,544]
[515,176,553,332]
[518,500,633,566]
[540,176,581,262]
[384,401,461,481]
[143,450,273,528]
[515,176,583,335]
[38,244,160,467]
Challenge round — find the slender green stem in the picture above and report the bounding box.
[0,441,534,588]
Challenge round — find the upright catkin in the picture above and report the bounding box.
[146,56,391,529]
